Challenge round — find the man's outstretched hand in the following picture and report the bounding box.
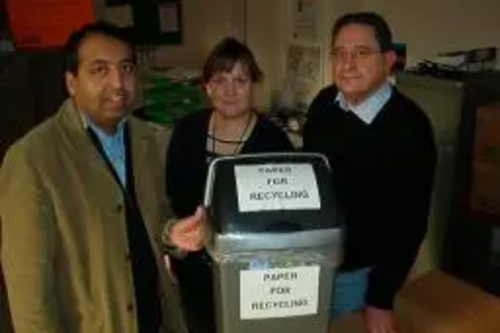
[169,206,206,252]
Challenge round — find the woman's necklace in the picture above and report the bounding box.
[210,111,254,155]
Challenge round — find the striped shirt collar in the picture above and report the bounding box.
[335,82,392,124]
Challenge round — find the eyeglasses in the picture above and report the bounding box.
[330,46,380,62]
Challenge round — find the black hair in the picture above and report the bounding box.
[64,21,135,74]
[203,37,263,83]
[332,12,393,52]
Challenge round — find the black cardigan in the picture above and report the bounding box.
[303,85,437,309]
[166,109,294,218]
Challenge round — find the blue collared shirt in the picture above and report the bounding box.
[83,116,127,188]
[335,82,393,124]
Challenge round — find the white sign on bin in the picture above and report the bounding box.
[234,163,321,212]
[240,266,320,319]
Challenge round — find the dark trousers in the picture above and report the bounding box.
[174,250,216,333]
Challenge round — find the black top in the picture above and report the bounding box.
[166,108,295,218]
[303,86,437,309]
[166,109,292,333]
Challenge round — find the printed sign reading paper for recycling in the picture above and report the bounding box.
[240,266,320,319]
[234,164,320,212]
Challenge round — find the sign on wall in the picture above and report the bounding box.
[6,0,95,48]
[283,0,325,110]
[104,0,182,45]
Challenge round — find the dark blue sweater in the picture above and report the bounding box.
[303,85,437,309]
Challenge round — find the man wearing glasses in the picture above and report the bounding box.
[303,12,437,333]
[1,22,203,333]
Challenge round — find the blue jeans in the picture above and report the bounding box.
[330,267,371,318]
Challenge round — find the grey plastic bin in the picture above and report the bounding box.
[204,153,343,333]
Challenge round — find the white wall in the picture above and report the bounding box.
[244,0,500,97]
[318,0,500,76]
[96,0,235,68]
[243,0,288,108]
[96,0,283,107]
[94,0,500,104]
[362,0,500,66]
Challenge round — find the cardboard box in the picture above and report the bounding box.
[396,271,500,333]
[474,105,500,166]
[470,161,500,217]
[329,271,500,333]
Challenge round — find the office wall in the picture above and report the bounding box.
[243,0,287,108]
[242,0,500,96]
[97,0,278,106]
[152,0,230,68]
[98,0,233,68]
[95,0,500,103]
[362,0,500,66]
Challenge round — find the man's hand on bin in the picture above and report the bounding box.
[170,206,206,252]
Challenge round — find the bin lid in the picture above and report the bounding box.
[204,153,343,238]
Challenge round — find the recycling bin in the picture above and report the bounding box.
[204,153,343,333]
